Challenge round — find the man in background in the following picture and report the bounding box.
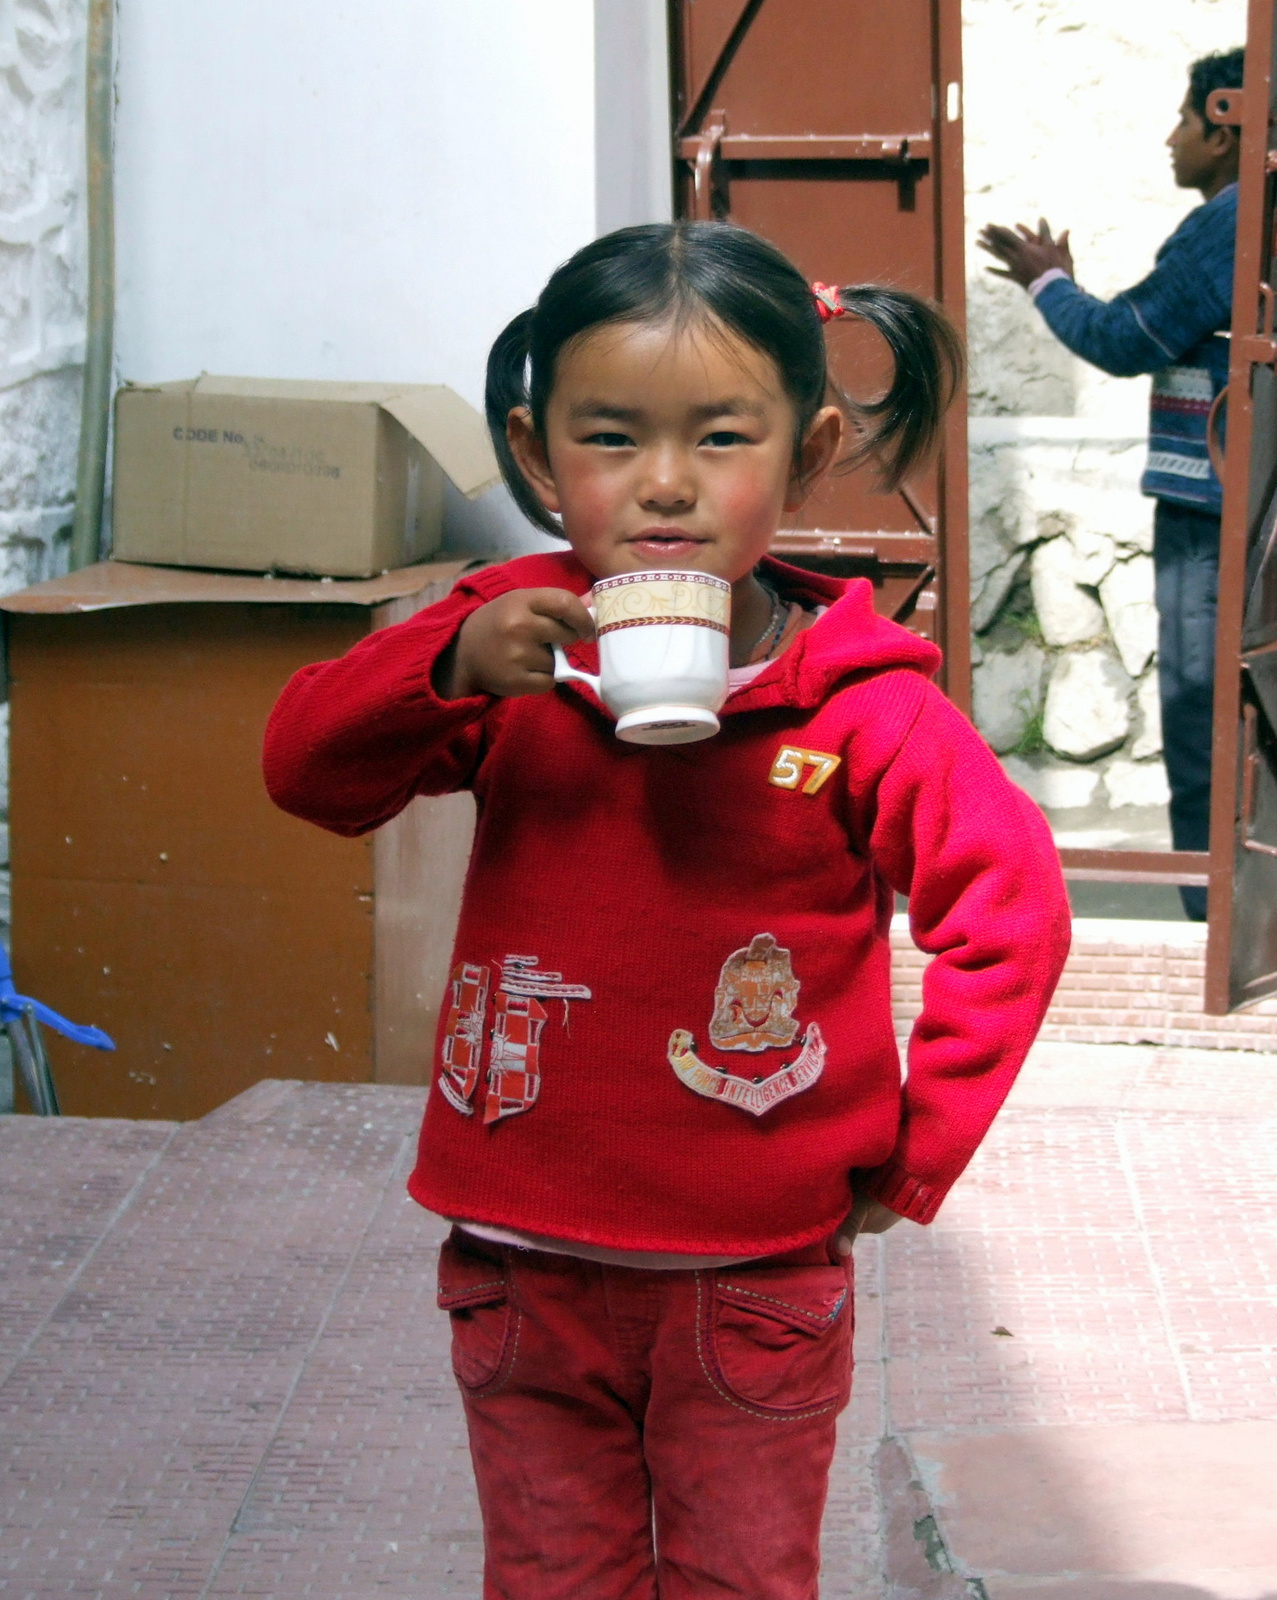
[979,48,1245,920]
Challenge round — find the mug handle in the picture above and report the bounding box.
[552,603,601,693]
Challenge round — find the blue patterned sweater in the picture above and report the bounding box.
[1033,182,1237,513]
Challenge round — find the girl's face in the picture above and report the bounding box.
[507,317,841,588]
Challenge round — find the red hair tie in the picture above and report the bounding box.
[811,282,846,322]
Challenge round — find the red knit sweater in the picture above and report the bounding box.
[264,551,1070,1254]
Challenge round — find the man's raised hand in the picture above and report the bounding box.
[977,218,1075,289]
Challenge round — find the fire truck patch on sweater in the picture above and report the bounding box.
[485,991,548,1123]
[668,934,826,1115]
[438,955,592,1122]
[439,962,491,1115]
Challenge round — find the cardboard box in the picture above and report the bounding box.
[112,374,501,578]
[1,559,478,1119]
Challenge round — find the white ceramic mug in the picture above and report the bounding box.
[552,569,731,745]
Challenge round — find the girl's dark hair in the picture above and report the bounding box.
[485,221,964,537]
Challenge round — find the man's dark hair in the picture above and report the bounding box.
[1189,48,1246,124]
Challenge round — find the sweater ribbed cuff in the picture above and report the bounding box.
[408,601,495,716]
[860,1160,946,1225]
[1028,266,1073,300]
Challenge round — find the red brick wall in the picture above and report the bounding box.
[890,917,1277,1052]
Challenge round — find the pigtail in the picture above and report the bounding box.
[827,286,964,491]
[484,307,564,537]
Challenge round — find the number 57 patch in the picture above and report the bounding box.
[769,745,841,795]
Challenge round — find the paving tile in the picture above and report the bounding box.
[1008,1041,1277,1113]
[820,1435,886,1600]
[0,1117,175,1374]
[931,1109,1136,1235]
[5,1039,1277,1598]
[202,1154,481,1596]
[826,1234,890,1595]
[984,1580,1277,1599]
[1122,1114,1277,1218]
[884,1220,1188,1430]
[1181,1348,1277,1424]
[0,1088,422,1597]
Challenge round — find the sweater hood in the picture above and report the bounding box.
[454,549,941,714]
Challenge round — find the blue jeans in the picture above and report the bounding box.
[1153,500,1220,920]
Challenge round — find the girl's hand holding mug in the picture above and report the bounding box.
[436,588,595,701]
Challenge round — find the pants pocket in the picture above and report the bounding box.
[436,1230,519,1393]
[700,1258,853,1418]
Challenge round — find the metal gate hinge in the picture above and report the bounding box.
[1239,335,1277,365]
[690,111,726,222]
[1207,86,1244,126]
[1240,284,1277,366]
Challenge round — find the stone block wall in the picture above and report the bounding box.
[0,1,88,941]
[963,0,1245,820]
[969,419,1167,815]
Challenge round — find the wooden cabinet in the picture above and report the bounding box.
[2,560,475,1119]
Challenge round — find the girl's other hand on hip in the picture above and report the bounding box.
[835,1194,904,1257]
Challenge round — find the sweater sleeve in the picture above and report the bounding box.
[1033,277,1176,377]
[859,685,1071,1223]
[262,581,495,837]
[1033,199,1235,378]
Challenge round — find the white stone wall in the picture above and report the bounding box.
[0,0,84,591]
[0,0,88,944]
[964,0,1245,819]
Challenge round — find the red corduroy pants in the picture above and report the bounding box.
[437,1227,854,1599]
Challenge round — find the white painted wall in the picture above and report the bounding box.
[0,0,85,596]
[0,0,88,965]
[115,1,595,397]
[113,0,673,560]
[594,0,673,235]
[114,1,598,557]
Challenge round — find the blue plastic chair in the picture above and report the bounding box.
[0,946,114,1115]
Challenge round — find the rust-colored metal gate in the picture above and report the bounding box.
[1205,0,1277,1012]
[670,0,970,707]
[672,0,1277,1005]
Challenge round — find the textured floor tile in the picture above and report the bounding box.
[884,1220,1188,1430]
[5,1040,1277,1598]
[0,1118,175,1373]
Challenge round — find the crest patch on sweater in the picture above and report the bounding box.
[710,933,800,1051]
[438,956,591,1123]
[668,933,825,1116]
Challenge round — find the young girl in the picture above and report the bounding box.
[264,222,1069,1598]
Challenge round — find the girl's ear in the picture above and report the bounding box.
[506,407,562,516]
[785,405,843,512]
